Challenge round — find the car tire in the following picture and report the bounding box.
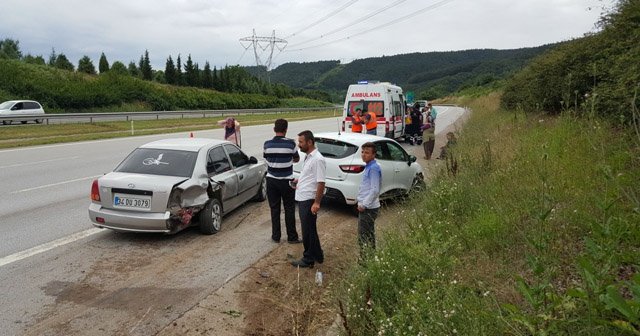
[1,120,9,125]
[21,120,27,124]
[35,119,43,124]
[253,175,267,202]
[199,198,222,235]
[410,175,426,194]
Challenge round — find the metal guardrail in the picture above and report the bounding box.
[0,107,339,125]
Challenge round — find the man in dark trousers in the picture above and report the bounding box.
[357,142,382,256]
[290,130,326,268]
[263,119,301,244]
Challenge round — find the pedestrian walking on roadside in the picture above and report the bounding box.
[217,117,241,147]
[290,130,326,268]
[422,110,436,159]
[427,103,438,127]
[357,142,382,256]
[263,119,301,244]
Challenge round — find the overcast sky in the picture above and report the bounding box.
[0,0,609,70]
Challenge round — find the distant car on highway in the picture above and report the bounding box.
[413,100,429,110]
[89,138,267,234]
[293,132,424,205]
[0,100,45,125]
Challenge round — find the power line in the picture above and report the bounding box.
[288,0,408,48]
[285,0,455,52]
[283,0,359,39]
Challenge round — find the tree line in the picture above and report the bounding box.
[501,0,639,122]
[0,39,330,101]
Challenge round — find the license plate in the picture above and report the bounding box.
[113,193,151,210]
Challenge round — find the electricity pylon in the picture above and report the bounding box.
[239,29,287,80]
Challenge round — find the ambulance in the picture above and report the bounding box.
[342,81,406,139]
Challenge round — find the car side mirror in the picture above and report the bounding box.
[10,106,18,111]
[408,155,417,165]
[248,156,258,164]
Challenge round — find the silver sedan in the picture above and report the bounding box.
[89,138,267,234]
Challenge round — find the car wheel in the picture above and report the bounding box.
[35,119,43,124]
[410,174,426,194]
[199,198,222,235]
[21,120,27,124]
[1,120,9,125]
[253,175,267,202]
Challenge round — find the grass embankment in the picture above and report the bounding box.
[0,109,337,149]
[338,92,640,335]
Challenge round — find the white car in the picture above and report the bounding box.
[293,132,424,205]
[0,100,45,125]
[89,138,267,234]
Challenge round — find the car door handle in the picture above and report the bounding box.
[394,169,401,172]
[239,174,244,180]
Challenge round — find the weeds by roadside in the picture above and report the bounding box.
[337,93,640,335]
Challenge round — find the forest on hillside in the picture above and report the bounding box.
[246,45,557,101]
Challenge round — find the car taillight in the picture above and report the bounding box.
[339,164,365,173]
[91,179,101,202]
[341,120,345,132]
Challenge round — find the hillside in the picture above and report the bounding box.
[0,59,330,113]
[247,45,557,100]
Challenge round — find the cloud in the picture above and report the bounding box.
[0,0,605,70]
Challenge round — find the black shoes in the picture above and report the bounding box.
[287,239,302,244]
[291,259,314,268]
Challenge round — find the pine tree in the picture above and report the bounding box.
[176,54,183,85]
[184,54,197,86]
[128,61,140,77]
[141,50,152,80]
[0,38,22,59]
[54,53,75,71]
[212,66,219,91]
[110,61,128,75]
[77,55,97,74]
[165,55,176,85]
[202,62,212,88]
[98,52,109,73]
[48,48,57,66]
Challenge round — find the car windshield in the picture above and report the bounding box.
[316,138,358,159]
[115,148,198,177]
[0,101,14,109]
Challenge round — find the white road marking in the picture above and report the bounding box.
[11,175,102,194]
[0,228,103,268]
[0,156,80,169]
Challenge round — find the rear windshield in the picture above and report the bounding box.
[316,138,358,159]
[115,148,198,177]
[346,100,384,117]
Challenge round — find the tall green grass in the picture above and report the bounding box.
[338,93,640,335]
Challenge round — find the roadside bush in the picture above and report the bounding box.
[0,59,323,112]
[339,93,640,335]
[502,0,640,122]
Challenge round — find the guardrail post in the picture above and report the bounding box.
[90,117,93,123]
[157,115,159,120]
[126,116,129,121]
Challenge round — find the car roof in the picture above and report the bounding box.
[314,132,393,146]
[140,138,229,152]
[1,100,40,104]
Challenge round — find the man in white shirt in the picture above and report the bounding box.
[291,130,326,268]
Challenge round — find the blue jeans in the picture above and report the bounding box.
[366,128,377,135]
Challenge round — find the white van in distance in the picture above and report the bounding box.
[341,81,406,139]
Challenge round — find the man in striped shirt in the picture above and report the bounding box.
[263,119,301,244]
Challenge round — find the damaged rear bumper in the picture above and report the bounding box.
[89,203,172,233]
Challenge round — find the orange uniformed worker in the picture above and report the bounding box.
[364,109,377,135]
[352,106,364,133]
